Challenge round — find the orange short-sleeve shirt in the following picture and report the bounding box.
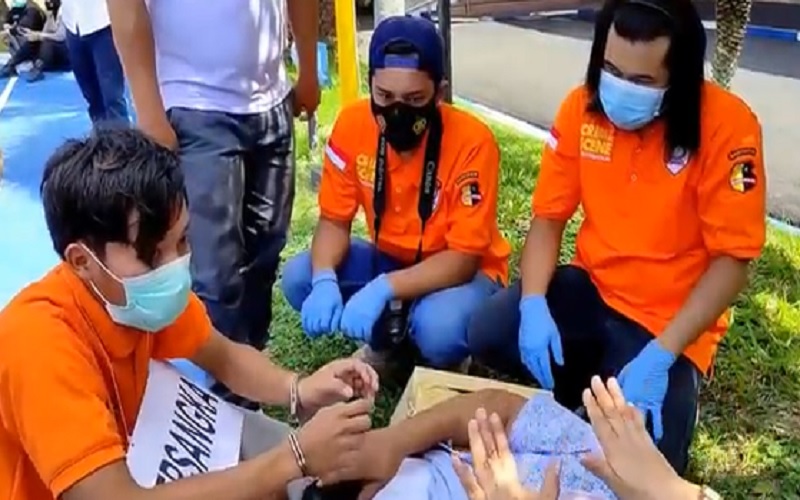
[0,263,212,500]
[319,99,511,284]
[533,84,766,373]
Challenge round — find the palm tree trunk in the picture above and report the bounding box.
[711,0,753,89]
[319,0,336,43]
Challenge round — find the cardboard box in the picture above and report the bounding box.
[390,367,546,425]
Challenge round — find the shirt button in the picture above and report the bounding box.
[394,206,402,213]
[394,187,402,194]
[630,173,638,182]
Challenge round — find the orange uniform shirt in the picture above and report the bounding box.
[533,83,766,373]
[319,99,511,284]
[0,264,212,500]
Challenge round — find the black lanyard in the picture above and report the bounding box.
[372,109,443,271]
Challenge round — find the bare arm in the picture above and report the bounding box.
[287,0,318,78]
[387,251,480,300]
[310,217,351,273]
[658,256,749,354]
[63,446,299,500]
[519,217,566,296]
[385,389,526,455]
[106,0,171,141]
[191,330,295,406]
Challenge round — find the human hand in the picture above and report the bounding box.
[339,274,394,342]
[616,339,676,440]
[518,295,563,390]
[139,113,178,150]
[23,29,40,42]
[453,408,560,500]
[580,376,697,500]
[299,358,379,416]
[316,427,405,498]
[295,398,373,479]
[292,70,320,117]
[301,269,344,337]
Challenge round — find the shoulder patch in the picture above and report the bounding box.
[729,161,757,193]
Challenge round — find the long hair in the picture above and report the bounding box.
[585,0,706,154]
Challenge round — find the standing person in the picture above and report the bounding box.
[59,0,128,123]
[467,0,766,476]
[107,0,320,409]
[280,16,510,374]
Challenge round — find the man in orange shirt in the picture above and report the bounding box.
[467,0,766,475]
[0,128,380,500]
[280,16,510,370]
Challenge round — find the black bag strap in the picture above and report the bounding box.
[372,108,443,268]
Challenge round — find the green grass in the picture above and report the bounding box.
[268,83,800,498]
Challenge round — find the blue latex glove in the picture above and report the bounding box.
[339,274,394,342]
[518,295,564,390]
[617,339,677,441]
[300,270,343,338]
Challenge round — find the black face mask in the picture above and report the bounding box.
[371,98,437,152]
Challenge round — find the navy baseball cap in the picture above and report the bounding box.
[369,15,445,83]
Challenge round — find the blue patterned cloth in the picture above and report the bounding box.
[422,394,618,499]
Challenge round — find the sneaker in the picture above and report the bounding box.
[0,65,17,79]
[26,68,44,82]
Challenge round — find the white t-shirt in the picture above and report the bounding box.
[60,0,110,36]
[146,0,291,114]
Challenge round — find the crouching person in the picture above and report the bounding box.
[280,16,510,374]
[0,128,379,500]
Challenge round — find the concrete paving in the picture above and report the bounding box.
[358,17,800,222]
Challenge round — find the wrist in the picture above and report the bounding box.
[311,269,337,286]
[658,477,703,500]
[650,338,679,366]
[376,273,397,301]
[259,440,304,484]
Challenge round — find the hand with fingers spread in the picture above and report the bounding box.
[299,358,380,417]
[616,340,676,441]
[295,398,374,480]
[453,408,561,500]
[518,295,564,390]
[580,376,701,500]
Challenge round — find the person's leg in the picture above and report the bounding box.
[0,39,36,76]
[87,26,129,123]
[280,238,401,313]
[598,310,701,475]
[239,96,295,351]
[168,107,250,405]
[467,265,608,409]
[26,39,54,82]
[37,39,68,71]
[64,30,104,122]
[239,409,311,500]
[410,273,501,369]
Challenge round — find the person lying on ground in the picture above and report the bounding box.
[0,0,68,81]
[280,15,510,378]
[1,0,45,56]
[0,127,380,500]
[315,385,617,498]
[453,376,721,500]
[467,0,766,476]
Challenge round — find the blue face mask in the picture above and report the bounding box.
[86,249,193,332]
[11,0,26,8]
[598,70,666,131]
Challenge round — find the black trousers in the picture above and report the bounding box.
[467,265,702,475]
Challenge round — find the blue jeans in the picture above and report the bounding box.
[467,265,701,475]
[65,26,129,123]
[280,238,501,368]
